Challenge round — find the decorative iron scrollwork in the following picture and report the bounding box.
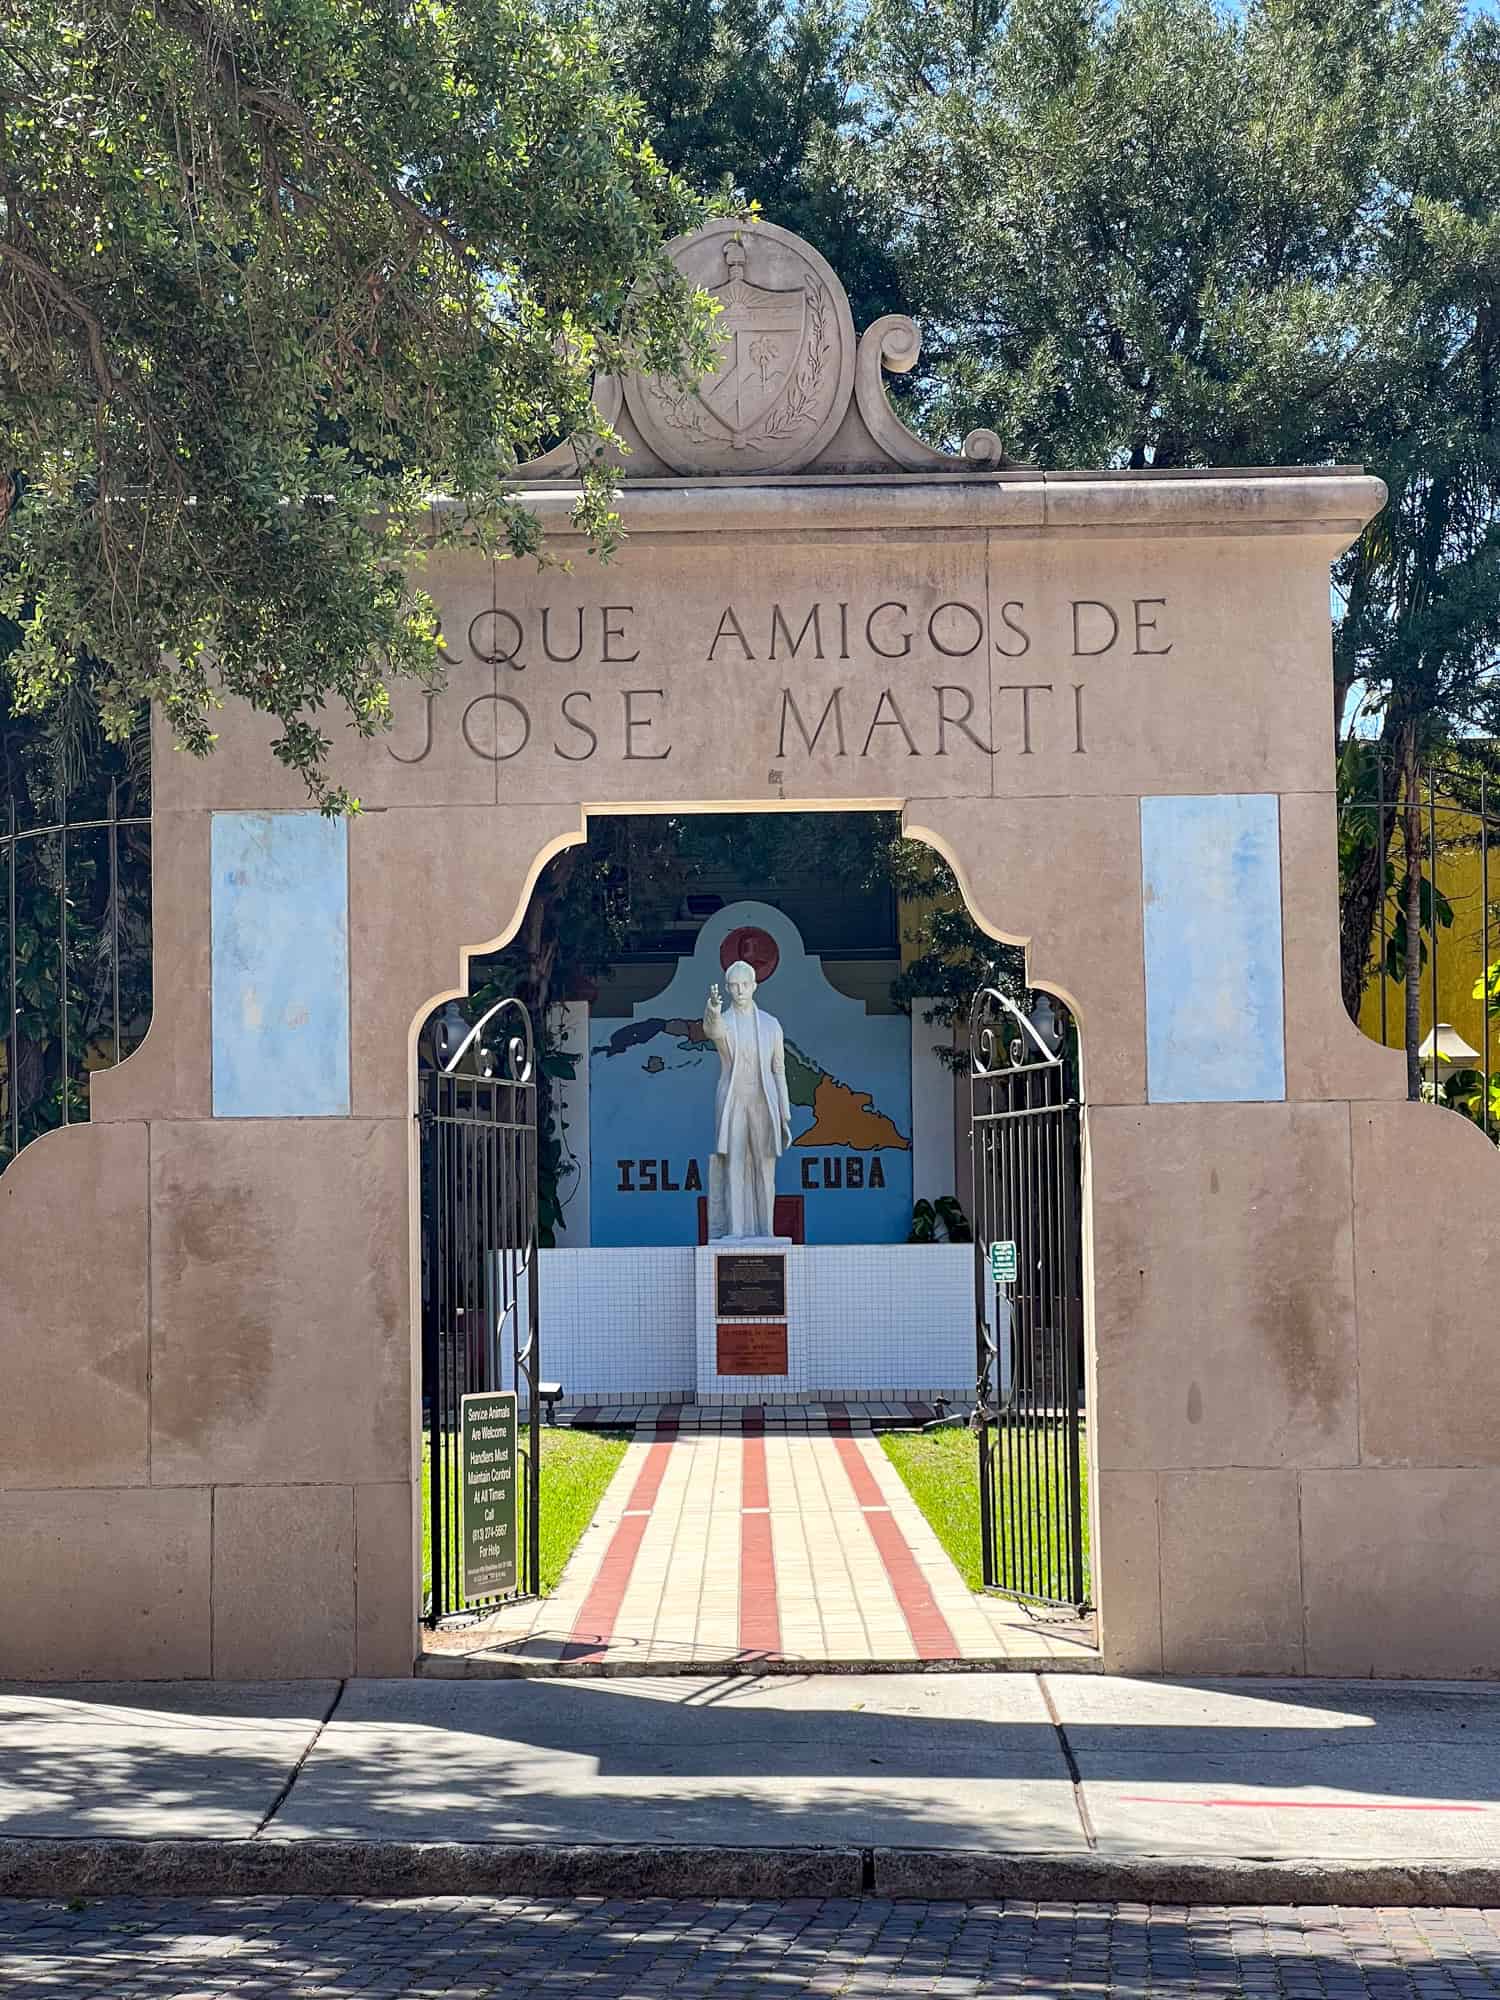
[967,974,1061,1079]
[441,995,536,1083]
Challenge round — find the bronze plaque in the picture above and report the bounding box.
[716,1252,787,1317]
[717,1322,789,1376]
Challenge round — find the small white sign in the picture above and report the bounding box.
[989,1239,1018,1285]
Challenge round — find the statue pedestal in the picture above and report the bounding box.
[695,1243,799,1397]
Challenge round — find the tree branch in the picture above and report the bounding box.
[240,88,473,261]
[0,239,116,398]
[149,0,475,262]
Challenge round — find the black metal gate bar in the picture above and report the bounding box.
[419,997,541,1623]
[2,785,152,1174]
[5,795,16,1164]
[969,980,1087,1613]
[1348,756,1500,1131]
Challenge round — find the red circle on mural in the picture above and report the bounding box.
[720,925,780,984]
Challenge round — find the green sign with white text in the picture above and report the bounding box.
[989,1239,1018,1285]
[460,1390,518,1601]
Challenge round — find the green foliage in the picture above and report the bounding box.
[420,1426,628,1605]
[600,0,909,335]
[848,0,1500,1010]
[1442,960,1500,1142]
[908,1194,972,1243]
[885,833,1026,1066]
[880,1424,1091,1597]
[533,1428,631,1592]
[857,0,1423,467]
[1,0,720,804]
[1435,1064,1500,1140]
[0,664,151,1169]
[1381,874,1455,985]
[936,1194,973,1241]
[1337,738,1493,1031]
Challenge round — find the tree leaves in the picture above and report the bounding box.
[1,0,720,804]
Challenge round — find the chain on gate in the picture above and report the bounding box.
[968,979,1088,1613]
[419,997,541,1623]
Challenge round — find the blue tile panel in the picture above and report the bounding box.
[1141,794,1286,1104]
[211,812,350,1117]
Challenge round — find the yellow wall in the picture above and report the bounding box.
[1358,803,1500,1067]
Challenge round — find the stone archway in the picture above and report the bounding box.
[7,219,1496,1684]
[406,804,1098,1661]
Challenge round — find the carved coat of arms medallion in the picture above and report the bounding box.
[624,221,857,476]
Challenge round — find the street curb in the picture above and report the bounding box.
[871,1850,1500,1907]
[6,1839,1500,1907]
[416,1653,1103,1679]
[0,1841,862,1901]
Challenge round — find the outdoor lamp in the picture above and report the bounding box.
[1418,1022,1482,1081]
[434,1000,470,1069]
[1030,992,1065,1057]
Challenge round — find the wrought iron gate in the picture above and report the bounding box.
[419,998,541,1623]
[2,783,152,1175]
[969,980,1088,1613]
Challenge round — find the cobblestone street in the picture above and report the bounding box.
[4,1896,1500,1998]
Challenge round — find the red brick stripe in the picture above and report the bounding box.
[742,1435,770,1512]
[624,1438,674,1512]
[739,1438,780,1659]
[834,1434,886,1509]
[833,1436,958,1660]
[564,1441,673,1660]
[1122,1796,1486,1813]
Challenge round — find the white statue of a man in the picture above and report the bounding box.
[703,959,793,1240]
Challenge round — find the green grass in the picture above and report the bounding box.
[880,1424,1091,1602]
[422,1426,628,1606]
[534,1428,629,1591]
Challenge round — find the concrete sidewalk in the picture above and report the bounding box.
[5,1672,1500,1904]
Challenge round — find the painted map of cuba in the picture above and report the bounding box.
[595,1018,910,1151]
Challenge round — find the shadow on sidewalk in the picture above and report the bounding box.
[6,1674,1500,1859]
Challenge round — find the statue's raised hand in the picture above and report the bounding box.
[706,983,723,1023]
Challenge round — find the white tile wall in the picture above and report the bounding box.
[538,1247,695,1400]
[539,1243,973,1402]
[787,1243,974,1397]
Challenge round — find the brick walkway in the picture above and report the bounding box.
[6,1896,1500,1997]
[425,1432,1096,1669]
[559,1401,947,1433]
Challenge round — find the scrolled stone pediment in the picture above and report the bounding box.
[516,219,1016,481]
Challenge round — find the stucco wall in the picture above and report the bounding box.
[7,465,1498,1681]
